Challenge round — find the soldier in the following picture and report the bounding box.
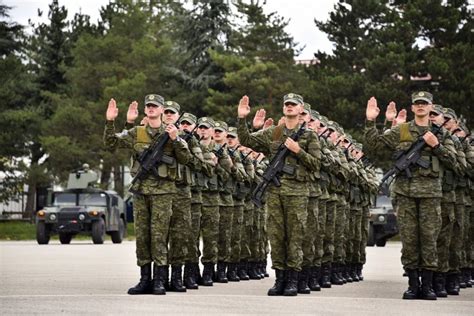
[104,95,192,295]
[364,92,456,300]
[237,93,321,296]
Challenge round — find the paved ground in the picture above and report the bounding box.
[1,240,473,315]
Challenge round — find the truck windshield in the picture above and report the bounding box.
[53,193,76,206]
[376,194,392,208]
[79,193,107,206]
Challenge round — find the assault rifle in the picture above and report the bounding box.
[130,114,183,192]
[380,120,447,185]
[251,122,307,207]
[213,143,227,158]
[182,125,198,142]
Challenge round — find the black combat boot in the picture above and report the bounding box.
[297,267,311,294]
[238,261,250,280]
[446,273,459,295]
[152,264,167,295]
[164,265,170,290]
[357,263,364,281]
[184,263,198,289]
[331,263,344,285]
[201,263,214,286]
[420,270,437,300]
[248,262,261,280]
[127,263,153,295]
[227,263,240,282]
[194,263,203,285]
[462,268,472,288]
[308,266,321,291]
[402,269,420,299]
[320,263,332,288]
[267,269,286,296]
[169,265,186,292]
[433,272,447,298]
[459,272,467,289]
[257,261,265,278]
[350,263,359,282]
[263,260,270,277]
[343,264,353,283]
[216,261,228,283]
[283,270,299,296]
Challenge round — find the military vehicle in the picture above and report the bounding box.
[367,192,398,247]
[35,165,126,245]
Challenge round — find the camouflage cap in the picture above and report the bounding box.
[197,117,216,128]
[163,100,180,113]
[411,91,433,104]
[227,126,238,138]
[344,134,353,143]
[442,107,457,121]
[310,110,320,120]
[214,121,228,132]
[354,142,363,151]
[283,93,304,105]
[458,121,468,133]
[319,115,329,126]
[180,112,197,125]
[145,94,164,106]
[432,104,443,114]
[303,102,311,114]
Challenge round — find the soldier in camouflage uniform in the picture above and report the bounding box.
[104,95,192,295]
[237,93,321,296]
[364,92,456,300]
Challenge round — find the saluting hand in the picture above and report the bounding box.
[394,109,407,126]
[238,95,251,118]
[285,138,301,154]
[263,118,274,129]
[366,97,380,121]
[385,101,397,121]
[106,98,119,121]
[253,109,266,129]
[127,101,139,123]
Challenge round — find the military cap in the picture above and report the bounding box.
[442,107,457,121]
[214,121,228,132]
[319,115,329,126]
[283,93,304,105]
[344,134,353,143]
[310,110,320,120]
[354,142,363,151]
[458,121,468,133]
[144,94,164,106]
[227,126,238,138]
[197,117,216,128]
[432,104,443,114]
[180,112,197,125]
[163,100,180,113]
[303,102,311,114]
[411,91,433,104]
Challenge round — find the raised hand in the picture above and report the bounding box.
[238,95,251,118]
[394,109,407,126]
[385,101,397,121]
[278,116,286,126]
[263,118,274,129]
[140,116,149,126]
[106,98,119,121]
[127,101,139,123]
[253,109,266,129]
[366,97,380,121]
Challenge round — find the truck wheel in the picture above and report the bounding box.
[91,218,105,244]
[36,222,50,245]
[367,223,375,247]
[376,238,387,247]
[111,218,125,244]
[59,233,72,244]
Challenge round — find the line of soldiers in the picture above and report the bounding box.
[364,91,474,300]
[104,92,379,296]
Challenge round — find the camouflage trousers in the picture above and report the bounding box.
[134,194,172,267]
[350,209,362,264]
[436,201,455,273]
[190,201,202,263]
[218,204,234,263]
[313,198,327,267]
[322,200,337,264]
[397,196,441,271]
[168,186,193,265]
[200,191,220,264]
[240,200,254,261]
[249,206,262,262]
[344,206,355,264]
[468,200,474,268]
[267,192,308,271]
[229,202,244,263]
[333,197,347,264]
[360,206,370,264]
[302,196,319,268]
[462,193,472,269]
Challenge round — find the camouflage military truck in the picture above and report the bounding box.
[367,192,398,247]
[35,165,126,245]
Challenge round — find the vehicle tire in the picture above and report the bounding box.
[36,222,50,245]
[111,218,125,244]
[376,238,387,247]
[367,223,375,247]
[59,233,73,244]
[91,217,105,244]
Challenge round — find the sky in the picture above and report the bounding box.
[3,0,339,59]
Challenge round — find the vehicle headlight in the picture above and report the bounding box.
[49,214,57,221]
[78,214,85,221]
[378,215,385,222]
[37,210,45,217]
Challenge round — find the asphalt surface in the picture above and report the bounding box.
[1,240,473,315]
